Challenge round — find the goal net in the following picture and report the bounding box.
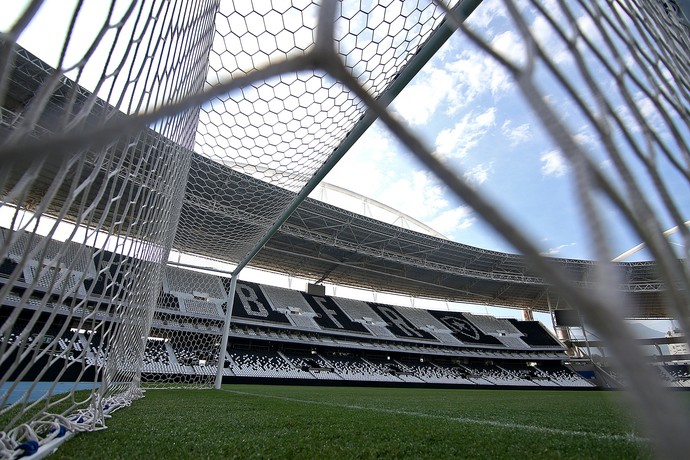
[1,0,689,457]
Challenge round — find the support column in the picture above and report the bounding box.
[522,308,534,321]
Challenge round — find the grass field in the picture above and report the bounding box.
[52,385,662,459]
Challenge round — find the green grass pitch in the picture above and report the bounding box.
[53,385,661,459]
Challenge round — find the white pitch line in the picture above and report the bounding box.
[223,388,647,443]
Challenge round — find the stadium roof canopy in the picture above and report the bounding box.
[3,47,672,320]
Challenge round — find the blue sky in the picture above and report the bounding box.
[324,0,690,263]
[323,0,577,256]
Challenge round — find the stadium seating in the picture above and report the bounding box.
[261,285,321,330]
[534,366,593,388]
[1,243,597,389]
[449,362,525,386]
[183,299,222,317]
[279,350,343,380]
[2,231,94,299]
[144,340,170,365]
[508,319,562,347]
[658,364,690,388]
[324,354,401,382]
[332,298,397,338]
[393,306,460,345]
[163,266,226,318]
[229,350,312,379]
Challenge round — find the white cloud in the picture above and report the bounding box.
[328,163,478,238]
[323,124,395,198]
[542,242,576,256]
[444,49,513,111]
[392,7,519,126]
[377,170,449,222]
[501,120,531,145]
[573,130,595,147]
[393,64,455,126]
[435,107,496,159]
[464,163,491,187]
[576,10,603,48]
[490,29,526,68]
[530,11,572,66]
[428,206,476,235]
[540,149,568,177]
[476,108,496,126]
[633,92,666,135]
[614,103,642,136]
[467,0,507,30]
[323,124,479,238]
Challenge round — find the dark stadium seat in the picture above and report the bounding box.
[508,319,562,347]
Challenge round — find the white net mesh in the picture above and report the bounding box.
[1,0,690,457]
[0,0,215,455]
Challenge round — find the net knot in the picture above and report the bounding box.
[16,440,39,457]
[49,425,67,438]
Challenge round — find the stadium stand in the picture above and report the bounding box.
[301,294,371,334]
[392,306,460,345]
[396,358,471,385]
[261,285,321,330]
[332,297,397,338]
[279,350,343,380]
[1,242,597,389]
[4,3,690,456]
[663,365,690,388]
[324,354,401,382]
[368,303,437,341]
[463,313,528,350]
[231,280,291,324]
[507,319,562,347]
[535,366,594,388]
[229,350,311,379]
[164,267,226,317]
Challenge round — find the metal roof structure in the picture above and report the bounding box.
[311,182,449,239]
[264,205,666,314]
[2,46,674,320]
